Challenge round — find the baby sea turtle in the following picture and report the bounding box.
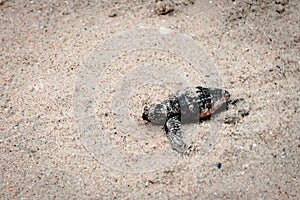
[142,86,249,153]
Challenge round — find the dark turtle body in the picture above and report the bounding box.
[142,86,249,153]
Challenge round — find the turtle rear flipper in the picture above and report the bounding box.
[222,98,250,124]
[227,98,250,117]
[164,116,187,153]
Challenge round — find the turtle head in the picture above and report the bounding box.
[142,103,168,125]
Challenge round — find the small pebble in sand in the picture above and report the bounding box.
[108,8,118,17]
[155,0,174,15]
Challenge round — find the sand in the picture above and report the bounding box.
[1,0,299,199]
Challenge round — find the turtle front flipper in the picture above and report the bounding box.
[164,116,187,153]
